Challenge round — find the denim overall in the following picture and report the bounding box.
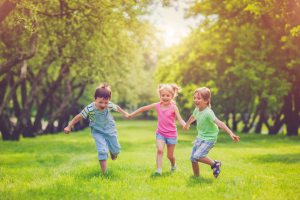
[90,107,121,160]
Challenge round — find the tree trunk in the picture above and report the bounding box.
[242,106,259,133]
[224,110,230,129]
[232,110,238,131]
[33,63,69,133]
[264,109,285,135]
[10,76,22,119]
[0,0,20,23]
[0,112,13,140]
[0,62,26,116]
[11,65,49,140]
[255,115,264,134]
[0,73,11,105]
[284,89,300,136]
[44,69,71,134]
[255,99,267,134]
[58,112,70,132]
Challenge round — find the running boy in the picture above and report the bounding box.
[64,83,129,173]
[183,87,240,178]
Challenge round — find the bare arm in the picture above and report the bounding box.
[64,114,83,134]
[183,115,196,131]
[129,103,157,118]
[174,105,186,127]
[116,105,129,118]
[214,119,240,143]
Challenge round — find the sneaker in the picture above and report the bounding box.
[155,169,162,175]
[171,164,177,171]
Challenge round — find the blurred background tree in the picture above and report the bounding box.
[156,0,300,136]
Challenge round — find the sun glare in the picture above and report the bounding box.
[167,30,175,37]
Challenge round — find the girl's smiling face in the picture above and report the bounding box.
[160,89,173,105]
[94,97,109,111]
[193,92,208,110]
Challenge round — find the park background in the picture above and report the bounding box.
[0,0,299,199]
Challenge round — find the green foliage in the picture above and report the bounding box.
[1,121,300,199]
[156,0,300,131]
[1,0,163,121]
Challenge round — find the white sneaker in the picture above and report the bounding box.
[155,169,162,175]
[171,164,177,171]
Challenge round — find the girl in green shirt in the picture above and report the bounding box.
[183,87,240,178]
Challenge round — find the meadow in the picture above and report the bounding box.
[1,120,299,200]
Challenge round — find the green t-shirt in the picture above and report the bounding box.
[193,107,219,141]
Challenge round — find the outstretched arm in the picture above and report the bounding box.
[64,114,83,134]
[214,119,240,143]
[183,115,196,131]
[116,105,129,118]
[129,103,157,118]
[174,105,186,127]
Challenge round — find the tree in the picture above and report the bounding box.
[0,0,164,140]
[157,0,300,135]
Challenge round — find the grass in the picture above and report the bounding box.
[1,120,299,200]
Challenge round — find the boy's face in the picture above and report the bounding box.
[193,92,208,110]
[94,97,110,111]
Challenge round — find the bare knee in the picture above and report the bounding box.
[157,149,164,156]
[167,154,174,160]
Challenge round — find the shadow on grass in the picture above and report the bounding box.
[248,153,300,164]
[149,171,174,179]
[76,167,122,181]
[186,175,214,187]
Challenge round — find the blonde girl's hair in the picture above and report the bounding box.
[95,83,111,100]
[156,83,182,104]
[194,87,211,108]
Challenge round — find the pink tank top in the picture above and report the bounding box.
[156,102,177,138]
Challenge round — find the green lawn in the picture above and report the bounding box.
[1,120,299,200]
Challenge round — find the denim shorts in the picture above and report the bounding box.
[91,128,121,161]
[156,133,177,145]
[190,137,216,162]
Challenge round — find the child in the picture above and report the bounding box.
[64,83,129,174]
[129,84,186,175]
[183,87,240,178]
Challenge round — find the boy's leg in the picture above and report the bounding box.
[166,144,176,167]
[156,139,166,170]
[106,132,121,160]
[195,157,215,166]
[99,160,108,173]
[191,161,200,176]
[92,132,109,163]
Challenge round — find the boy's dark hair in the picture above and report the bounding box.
[94,83,111,100]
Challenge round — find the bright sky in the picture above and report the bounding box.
[147,1,204,47]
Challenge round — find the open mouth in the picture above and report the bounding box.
[100,107,105,110]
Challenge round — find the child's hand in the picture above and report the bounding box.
[183,125,189,131]
[123,113,129,118]
[64,127,71,134]
[230,134,240,143]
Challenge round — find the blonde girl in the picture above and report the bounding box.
[183,87,240,178]
[129,84,186,175]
